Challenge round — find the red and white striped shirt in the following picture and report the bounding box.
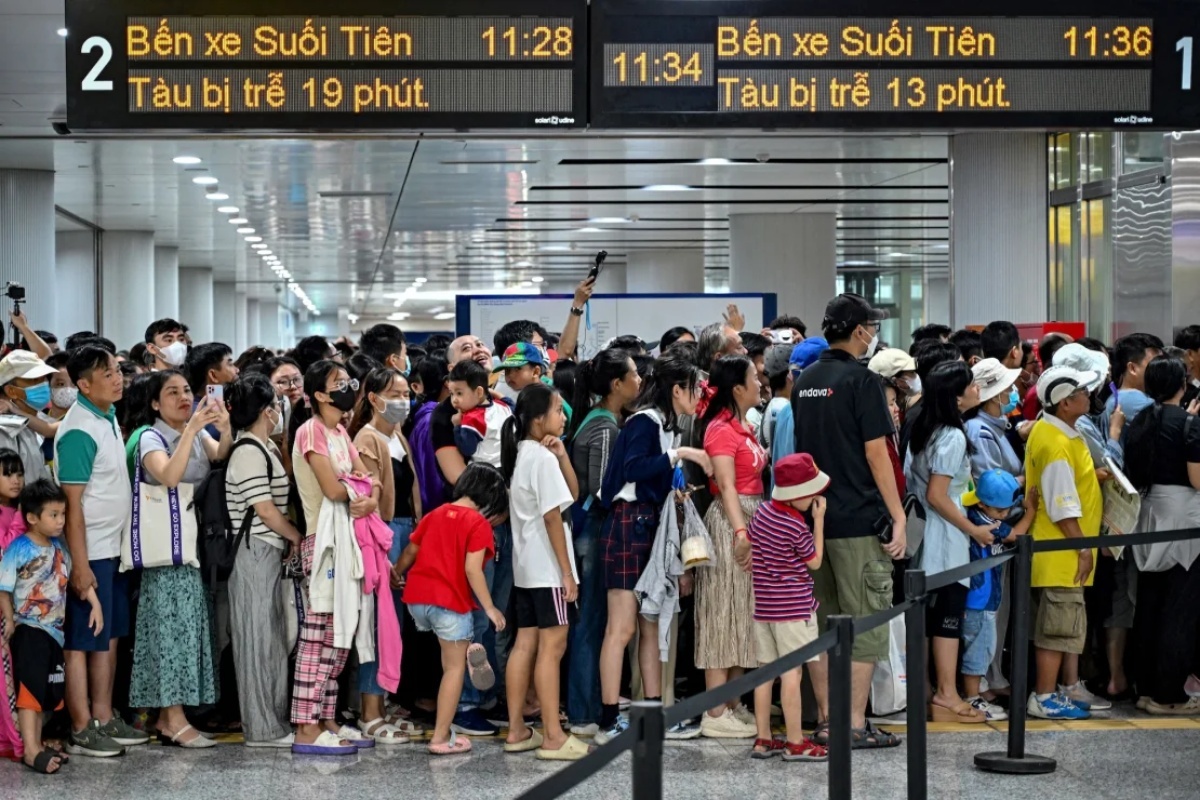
[748,500,819,622]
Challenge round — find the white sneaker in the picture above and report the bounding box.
[700,708,756,739]
[570,723,600,737]
[967,696,1008,722]
[665,720,702,740]
[1059,681,1112,711]
[246,732,295,749]
[731,703,755,727]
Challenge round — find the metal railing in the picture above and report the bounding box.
[514,526,1200,800]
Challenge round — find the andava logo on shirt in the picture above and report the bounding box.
[795,388,834,398]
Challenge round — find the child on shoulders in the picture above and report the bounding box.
[448,360,512,469]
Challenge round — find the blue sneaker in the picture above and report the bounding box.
[451,709,499,736]
[1027,692,1090,720]
[594,717,629,745]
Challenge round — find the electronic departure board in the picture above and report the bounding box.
[589,0,1200,130]
[64,0,587,131]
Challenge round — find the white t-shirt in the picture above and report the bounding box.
[510,440,578,589]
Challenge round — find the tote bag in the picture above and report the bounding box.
[121,428,200,571]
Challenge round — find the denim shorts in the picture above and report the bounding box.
[961,609,997,676]
[408,603,473,642]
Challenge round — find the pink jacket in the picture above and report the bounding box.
[0,506,24,759]
[343,475,401,694]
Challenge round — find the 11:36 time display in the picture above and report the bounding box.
[1064,25,1152,58]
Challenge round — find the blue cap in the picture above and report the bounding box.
[962,469,1022,509]
[790,337,830,370]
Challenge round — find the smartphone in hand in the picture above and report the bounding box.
[207,384,224,404]
[588,250,608,282]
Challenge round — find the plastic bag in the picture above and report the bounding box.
[678,491,715,569]
[870,615,907,716]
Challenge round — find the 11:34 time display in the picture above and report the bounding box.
[613,50,703,83]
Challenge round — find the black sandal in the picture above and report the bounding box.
[25,749,63,774]
[811,721,830,746]
[851,720,902,749]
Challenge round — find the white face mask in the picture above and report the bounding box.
[908,375,923,396]
[270,407,284,437]
[51,386,78,409]
[159,341,187,367]
[863,328,880,359]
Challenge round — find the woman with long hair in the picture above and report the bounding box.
[566,349,641,735]
[904,360,991,724]
[1124,355,1200,714]
[695,354,767,739]
[350,367,422,743]
[592,353,710,745]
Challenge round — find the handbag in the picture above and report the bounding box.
[121,428,201,571]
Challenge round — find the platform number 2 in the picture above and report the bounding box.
[1181,37,1194,91]
[81,36,113,91]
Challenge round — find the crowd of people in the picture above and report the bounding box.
[0,283,1198,776]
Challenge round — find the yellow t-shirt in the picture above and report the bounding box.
[1024,415,1102,588]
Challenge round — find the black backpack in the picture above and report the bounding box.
[194,437,274,589]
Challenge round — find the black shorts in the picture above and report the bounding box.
[12,625,65,713]
[510,587,577,630]
[926,582,968,640]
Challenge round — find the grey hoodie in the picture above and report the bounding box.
[0,415,49,481]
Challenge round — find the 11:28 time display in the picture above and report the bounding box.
[612,50,704,84]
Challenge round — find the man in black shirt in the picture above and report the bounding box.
[792,293,906,749]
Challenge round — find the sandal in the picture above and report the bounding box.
[536,734,593,761]
[750,738,781,759]
[24,749,63,774]
[428,731,472,755]
[467,643,495,691]
[160,724,217,749]
[336,724,375,748]
[361,718,411,745]
[782,738,829,762]
[851,721,902,749]
[928,701,986,724]
[811,721,830,746]
[503,728,544,753]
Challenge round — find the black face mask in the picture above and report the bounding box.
[329,387,357,412]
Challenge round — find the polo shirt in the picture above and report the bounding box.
[54,394,133,561]
[1025,413,1101,588]
[792,348,894,539]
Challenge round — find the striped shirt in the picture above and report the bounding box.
[225,433,290,549]
[748,500,818,622]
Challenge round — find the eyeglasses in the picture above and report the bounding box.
[329,378,360,393]
[274,377,302,389]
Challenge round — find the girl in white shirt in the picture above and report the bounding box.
[499,382,589,761]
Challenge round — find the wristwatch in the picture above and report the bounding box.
[570,305,585,317]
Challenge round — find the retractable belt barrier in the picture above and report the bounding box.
[514,526,1200,800]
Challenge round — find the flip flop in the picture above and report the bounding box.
[536,734,593,761]
[503,728,544,753]
[24,749,63,774]
[428,731,473,756]
[291,730,357,756]
[467,643,496,691]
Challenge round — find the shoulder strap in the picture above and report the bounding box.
[227,436,275,550]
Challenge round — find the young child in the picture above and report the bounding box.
[960,469,1039,721]
[0,448,25,761]
[499,382,587,761]
[392,463,510,756]
[746,453,830,762]
[0,479,103,773]
[448,360,512,469]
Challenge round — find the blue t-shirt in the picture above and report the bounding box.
[1103,389,1153,446]
[0,535,72,645]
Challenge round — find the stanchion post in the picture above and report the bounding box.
[630,701,665,800]
[974,536,1056,774]
[827,614,856,800]
[904,570,928,800]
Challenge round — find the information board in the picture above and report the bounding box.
[65,0,587,131]
[589,0,1200,129]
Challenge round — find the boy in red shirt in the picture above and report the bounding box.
[392,464,509,756]
[747,453,830,762]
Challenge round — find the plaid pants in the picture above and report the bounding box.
[290,535,349,724]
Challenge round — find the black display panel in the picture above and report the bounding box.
[65,0,587,131]
[589,0,1200,129]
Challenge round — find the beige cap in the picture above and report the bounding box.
[868,348,917,378]
[0,350,58,387]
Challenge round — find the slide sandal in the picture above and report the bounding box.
[25,749,63,774]
[291,730,357,756]
[361,719,411,745]
[336,725,375,748]
[467,643,496,691]
[536,735,593,761]
[503,728,544,753]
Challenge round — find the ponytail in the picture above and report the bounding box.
[501,382,558,481]
[570,358,597,440]
[1124,404,1163,494]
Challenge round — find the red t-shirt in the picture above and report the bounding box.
[402,503,495,614]
[704,410,767,496]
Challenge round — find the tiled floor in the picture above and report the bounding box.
[2,726,1198,800]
